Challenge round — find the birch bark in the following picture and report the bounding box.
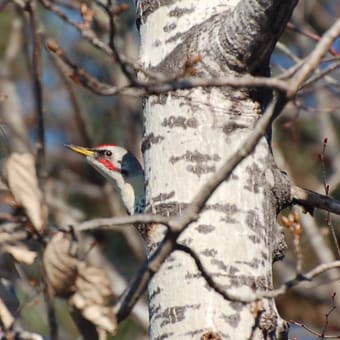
[138,1,297,338]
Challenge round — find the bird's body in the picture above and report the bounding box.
[66,144,145,215]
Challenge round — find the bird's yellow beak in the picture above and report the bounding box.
[65,144,96,157]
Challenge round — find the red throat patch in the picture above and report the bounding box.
[98,158,117,171]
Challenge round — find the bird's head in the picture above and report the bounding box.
[66,144,145,214]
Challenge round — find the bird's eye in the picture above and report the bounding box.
[105,150,112,157]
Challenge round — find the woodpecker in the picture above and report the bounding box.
[66,144,145,215]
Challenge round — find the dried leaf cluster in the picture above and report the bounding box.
[0,151,117,337]
[43,232,117,336]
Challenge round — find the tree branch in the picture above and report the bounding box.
[289,18,340,96]
[76,214,171,231]
[291,185,340,215]
[26,0,46,181]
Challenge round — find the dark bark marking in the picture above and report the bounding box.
[169,150,220,177]
[246,210,265,235]
[149,286,162,301]
[181,237,194,246]
[150,93,169,105]
[169,7,194,18]
[153,39,161,47]
[187,164,216,177]
[165,31,186,44]
[169,150,221,164]
[149,303,161,318]
[152,191,176,202]
[235,257,261,269]
[248,234,261,244]
[229,301,243,312]
[161,115,198,129]
[185,329,208,337]
[205,203,238,214]
[201,248,217,257]
[137,0,178,23]
[231,173,239,180]
[166,254,177,263]
[261,251,268,261]
[163,22,177,32]
[228,266,240,275]
[196,224,215,234]
[210,258,228,272]
[220,216,237,224]
[158,304,200,327]
[205,203,238,224]
[244,163,265,193]
[146,202,188,217]
[220,312,241,328]
[142,133,164,152]
[185,271,201,280]
[222,121,248,134]
[225,274,267,290]
[154,332,175,340]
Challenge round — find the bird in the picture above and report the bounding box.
[66,144,145,215]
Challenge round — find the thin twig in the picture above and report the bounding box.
[101,0,138,83]
[290,320,340,339]
[321,293,337,339]
[45,40,93,145]
[38,0,140,74]
[74,185,340,231]
[26,0,46,182]
[287,22,339,57]
[319,138,340,258]
[288,19,340,96]
[300,60,340,90]
[76,214,171,231]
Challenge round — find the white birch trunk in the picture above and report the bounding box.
[138,0,297,338]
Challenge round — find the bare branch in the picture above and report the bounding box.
[38,0,140,75]
[26,0,46,181]
[46,45,94,145]
[175,244,240,302]
[45,39,292,97]
[288,18,340,96]
[291,185,340,216]
[259,261,340,300]
[76,214,171,231]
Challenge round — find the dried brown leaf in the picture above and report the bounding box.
[3,153,48,232]
[0,298,14,330]
[3,244,37,264]
[70,264,116,334]
[43,232,79,296]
